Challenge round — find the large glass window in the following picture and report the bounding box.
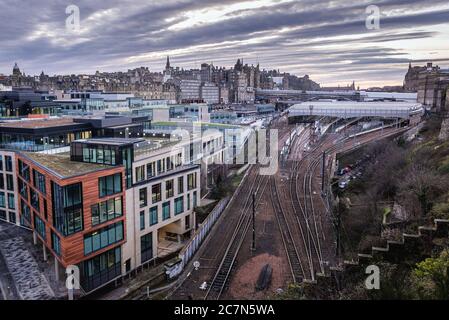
[0,192,5,208]
[174,196,184,215]
[152,184,161,203]
[6,174,13,191]
[18,160,30,182]
[193,191,198,208]
[187,193,191,211]
[149,206,158,226]
[91,197,122,226]
[166,179,174,198]
[162,201,170,221]
[140,211,145,230]
[140,232,153,263]
[7,193,15,210]
[5,156,12,172]
[84,221,124,255]
[0,173,3,189]
[99,173,122,198]
[52,182,84,236]
[166,157,173,171]
[30,189,39,211]
[187,172,197,190]
[34,214,46,240]
[51,231,61,256]
[32,169,46,194]
[147,162,156,178]
[139,188,147,208]
[18,178,28,200]
[178,176,184,194]
[81,247,121,292]
[20,199,31,223]
[135,165,145,182]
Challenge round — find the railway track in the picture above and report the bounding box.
[204,168,269,300]
[270,176,304,283]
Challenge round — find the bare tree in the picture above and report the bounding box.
[398,164,447,217]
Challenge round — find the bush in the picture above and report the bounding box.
[430,202,449,220]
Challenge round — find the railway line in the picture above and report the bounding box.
[204,167,269,300]
[169,115,409,299]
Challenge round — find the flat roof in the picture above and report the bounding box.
[0,118,75,129]
[74,138,145,146]
[22,152,114,178]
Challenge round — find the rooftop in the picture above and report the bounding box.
[75,137,145,146]
[0,118,75,129]
[22,152,114,178]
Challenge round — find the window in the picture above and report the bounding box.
[162,201,170,220]
[140,232,153,263]
[7,193,15,210]
[178,176,184,194]
[18,160,30,182]
[187,172,197,190]
[175,196,184,215]
[187,193,191,210]
[147,162,156,178]
[135,165,145,182]
[99,173,122,197]
[157,159,164,174]
[0,210,5,220]
[6,174,13,191]
[166,157,173,171]
[9,212,16,224]
[0,192,5,208]
[193,191,198,208]
[18,178,28,199]
[34,214,46,240]
[139,188,147,208]
[0,156,2,171]
[20,200,31,223]
[5,156,12,172]
[32,169,46,194]
[185,215,190,230]
[81,247,121,292]
[51,231,61,256]
[176,153,182,167]
[152,184,161,203]
[0,173,3,189]
[30,188,40,211]
[52,182,83,236]
[91,197,122,226]
[149,206,158,226]
[43,199,48,220]
[84,221,123,255]
[140,211,145,230]
[166,180,174,198]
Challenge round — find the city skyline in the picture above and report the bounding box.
[1,0,449,88]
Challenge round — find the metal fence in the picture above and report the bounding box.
[178,196,230,269]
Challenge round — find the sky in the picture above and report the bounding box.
[0,0,449,88]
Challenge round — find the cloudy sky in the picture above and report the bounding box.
[1,0,448,88]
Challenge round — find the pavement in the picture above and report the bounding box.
[0,221,66,300]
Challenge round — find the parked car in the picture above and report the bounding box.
[338,180,348,189]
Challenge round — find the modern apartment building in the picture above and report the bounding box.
[10,132,225,293]
[16,144,128,292]
[122,138,201,273]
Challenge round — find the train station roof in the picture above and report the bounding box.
[288,101,424,119]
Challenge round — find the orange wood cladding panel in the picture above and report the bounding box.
[16,155,127,268]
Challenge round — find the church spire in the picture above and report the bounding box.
[166,56,171,70]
